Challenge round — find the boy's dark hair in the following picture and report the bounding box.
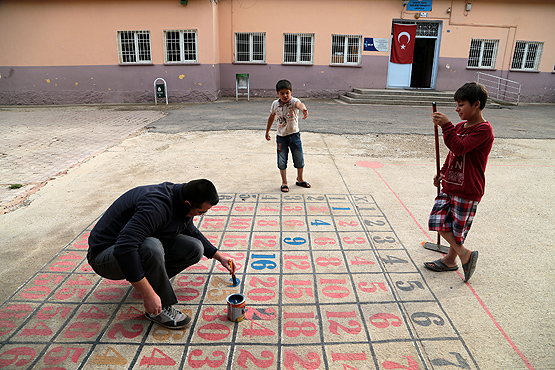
[276,79,292,92]
[454,82,488,110]
[182,179,219,208]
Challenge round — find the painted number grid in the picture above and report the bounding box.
[0,194,478,370]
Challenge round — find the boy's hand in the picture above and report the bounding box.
[433,173,444,188]
[431,112,450,127]
[265,132,271,141]
[302,108,308,119]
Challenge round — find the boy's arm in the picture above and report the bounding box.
[295,101,308,119]
[442,122,493,155]
[265,113,275,141]
[432,111,492,155]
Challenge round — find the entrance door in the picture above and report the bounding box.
[387,21,441,89]
[411,38,436,88]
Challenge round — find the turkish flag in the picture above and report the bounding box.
[391,23,417,64]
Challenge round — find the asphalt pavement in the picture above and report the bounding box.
[0,99,553,369]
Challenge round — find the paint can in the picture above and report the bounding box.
[226,293,246,322]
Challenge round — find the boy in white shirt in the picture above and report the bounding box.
[265,79,310,192]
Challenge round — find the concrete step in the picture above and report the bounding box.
[338,95,450,106]
[345,92,454,103]
[353,88,454,97]
[340,89,501,108]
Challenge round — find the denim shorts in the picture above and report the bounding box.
[276,132,304,170]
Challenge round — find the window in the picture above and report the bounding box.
[331,34,362,65]
[511,41,543,71]
[235,32,266,63]
[117,30,151,64]
[283,33,314,64]
[468,39,499,68]
[164,30,198,63]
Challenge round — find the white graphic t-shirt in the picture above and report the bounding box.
[270,97,301,137]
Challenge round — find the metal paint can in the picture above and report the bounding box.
[226,293,246,322]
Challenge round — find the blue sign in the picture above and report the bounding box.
[364,38,377,51]
[407,0,432,11]
[364,38,389,52]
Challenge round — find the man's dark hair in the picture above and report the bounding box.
[276,79,292,92]
[182,179,219,208]
[454,82,488,110]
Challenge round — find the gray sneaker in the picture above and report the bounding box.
[146,306,191,329]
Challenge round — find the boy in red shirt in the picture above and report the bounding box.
[424,82,494,282]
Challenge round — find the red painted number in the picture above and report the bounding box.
[140,348,176,367]
[369,313,403,329]
[0,347,35,368]
[44,346,85,365]
[237,349,274,368]
[283,350,321,370]
[188,349,225,368]
[383,355,420,369]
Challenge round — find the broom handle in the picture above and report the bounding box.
[433,102,440,195]
[432,102,442,247]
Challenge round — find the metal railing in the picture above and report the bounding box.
[477,72,521,104]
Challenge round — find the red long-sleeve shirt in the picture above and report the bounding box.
[440,121,494,202]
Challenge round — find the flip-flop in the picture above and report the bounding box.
[280,185,289,193]
[423,259,458,272]
[462,251,478,282]
[295,181,311,188]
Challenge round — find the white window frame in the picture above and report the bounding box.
[164,29,198,64]
[235,32,266,63]
[467,38,499,69]
[331,34,362,66]
[117,30,152,64]
[511,41,544,71]
[283,33,315,65]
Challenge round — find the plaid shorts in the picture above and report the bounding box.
[428,192,479,245]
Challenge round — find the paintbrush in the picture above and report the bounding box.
[229,259,238,286]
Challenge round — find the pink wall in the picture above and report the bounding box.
[0,0,553,104]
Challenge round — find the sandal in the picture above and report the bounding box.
[462,251,478,282]
[280,185,289,193]
[295,181,311,188]
[424,259,458,272]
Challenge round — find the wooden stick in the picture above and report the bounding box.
[432,102,441,248]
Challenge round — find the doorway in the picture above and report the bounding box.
[411,38,436,88]
[386,20,442,89]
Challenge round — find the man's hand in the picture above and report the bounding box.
[301,108,308,119]
[131,277,162,315]
[143,293,162,316]
[212,251,233,273]
[265,132,271,141]
[431,112,450,127]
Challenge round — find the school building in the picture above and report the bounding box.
[0,0,554,105]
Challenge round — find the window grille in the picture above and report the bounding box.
[511,41,543,71]
[117,30,151,64]
[284,33,314,64]
[235,32,266,63]
[164,30,198,63]
[331,34,362,65]
[392,21,439,37]
[416,22,439,37]
[467,39,499,68]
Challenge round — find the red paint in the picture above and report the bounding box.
[369,164,536,370]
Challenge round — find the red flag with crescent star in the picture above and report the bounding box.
[391,23,417,64]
